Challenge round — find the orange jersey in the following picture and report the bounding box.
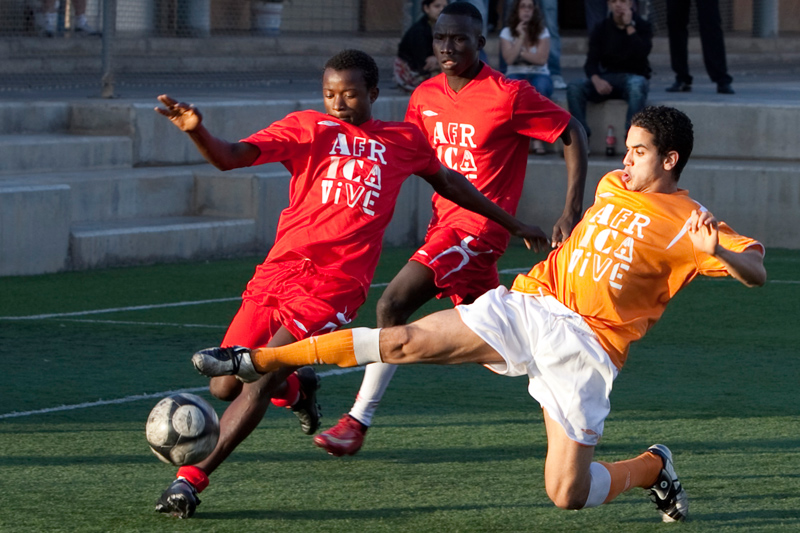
[511,171,764,369]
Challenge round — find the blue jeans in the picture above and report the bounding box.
[507,72,554,98]
[566,73,649,137]
[538,0,561,77]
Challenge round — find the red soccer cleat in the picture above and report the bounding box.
[313,414,368,456]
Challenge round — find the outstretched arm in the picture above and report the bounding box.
[420,164,549,252]
[554,116,588,247]
[688,209,767,287]
[155,94,260,171]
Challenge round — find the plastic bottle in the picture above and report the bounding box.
[605,125,616,157]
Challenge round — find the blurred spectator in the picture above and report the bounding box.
[666,0,734,94]
[394,0,449,92]
[500,0,553,154]
[502,0,564,89]
[566,0,652,141]
[38,0,98,37]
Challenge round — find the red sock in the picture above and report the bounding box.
[270,372,300,408]
[177,465,209,492]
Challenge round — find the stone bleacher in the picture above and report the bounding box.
[1,34,798,276]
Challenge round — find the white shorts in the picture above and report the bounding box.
[456,286,618,446]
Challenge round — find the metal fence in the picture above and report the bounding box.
[0,0,786,97]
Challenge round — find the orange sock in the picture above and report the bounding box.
[598,451,662,504]
[250,328,381,372]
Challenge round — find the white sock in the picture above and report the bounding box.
[348,362,397,426]
[583,462,612,508]
[352,327,382,366]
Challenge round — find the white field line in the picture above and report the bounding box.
[0,367,364,420]
[0,271,795,419]
[0,283,390,321]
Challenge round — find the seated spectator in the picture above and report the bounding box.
[394,0,449,92]
[500,0,552,154]
[566,0,651,144]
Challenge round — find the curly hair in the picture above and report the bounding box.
[507,0,545,48]
[324,49,380,90]
[631,106,694,179]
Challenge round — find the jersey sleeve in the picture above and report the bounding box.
[510,82,571,143]
[409,123,443,177]
[695,222,765,278]
[239,113,311,167]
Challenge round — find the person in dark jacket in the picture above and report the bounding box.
[566,0,652,139]
[394,0,449,91]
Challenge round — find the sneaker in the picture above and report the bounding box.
[155,478,200,519]
[191,346,261,383]
[552,75,567,90]
[647,444,689,522]
[717,82,735,95]
[73,15,101,36]
[666,81,692,93]
[314,414,367,456]
[291,366,322,435]
[39,12,57,37]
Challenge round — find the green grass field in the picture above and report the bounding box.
[0,246,798,532]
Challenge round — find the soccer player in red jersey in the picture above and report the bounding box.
[152,49,547,519]
[316,2,589,457]
[193,106,766,522]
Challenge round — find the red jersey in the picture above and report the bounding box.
[241,110,441,297]
[512,172,764,369]
[406,64,571,250]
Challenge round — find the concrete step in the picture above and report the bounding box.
[0,133,133,174]
[2,34,797,75]
[70,215,258,270]
[0,102,71,133]
[0,166,204,222]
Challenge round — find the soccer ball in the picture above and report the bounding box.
[145,393,220,466]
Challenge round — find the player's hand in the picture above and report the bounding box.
[155,94,203,132]
[551,212,580,248]
[515,224,549,253]
[687,209,720,256]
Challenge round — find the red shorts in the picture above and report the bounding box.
[410,226,503,306]
[222,258,366,348]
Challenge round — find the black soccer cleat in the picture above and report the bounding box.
[192,346,261,383]
[155,478,201,519]
[291,366,322,435]
[647,444,689,522]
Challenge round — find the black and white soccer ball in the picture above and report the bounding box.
[145,393,220,466]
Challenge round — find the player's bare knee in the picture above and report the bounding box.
[546,481,588,510]
[209,376,242,401]
[376,293,412,327]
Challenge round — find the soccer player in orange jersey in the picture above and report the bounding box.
[152,49,547,519]
[194,106,766,521]
[315,1,589,457]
